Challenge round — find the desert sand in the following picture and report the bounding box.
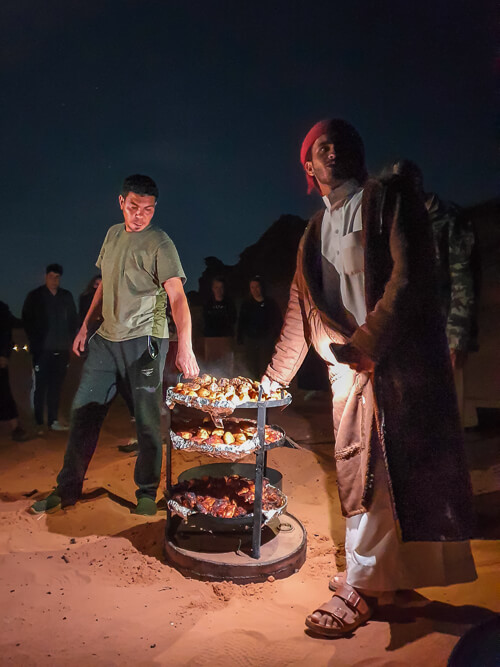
[1,381,499,666]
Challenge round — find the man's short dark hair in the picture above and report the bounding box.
[46,263,63,276]
[121,174,159,200]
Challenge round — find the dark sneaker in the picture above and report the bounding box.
[30,492,62,514]
[118,439,139,453]
[132,497,157,516]
[11,427,32,442]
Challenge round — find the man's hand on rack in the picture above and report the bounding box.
[260,374,284,395]
[176,344,199,379]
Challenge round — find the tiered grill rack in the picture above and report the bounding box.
[165,384,292,559]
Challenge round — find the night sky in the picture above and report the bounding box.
[2,1,496,314]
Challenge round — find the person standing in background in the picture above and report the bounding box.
[237,276,282,379]
[392,160,476,424]
[78,274,102,329]
[22,264,78,433]
[0,301,30,441]
[202,277,237,376]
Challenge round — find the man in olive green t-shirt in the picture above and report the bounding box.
[32,174,199,516]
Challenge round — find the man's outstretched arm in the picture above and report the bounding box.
[163,277,199,378]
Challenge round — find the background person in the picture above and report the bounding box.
[22,264,77,432]
[237,276,282,379]
[202,276,236,376]
[0,301,30,441]
[78,274,102,329]
[391,159,476,424]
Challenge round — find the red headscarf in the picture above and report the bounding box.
[300,119,367,194]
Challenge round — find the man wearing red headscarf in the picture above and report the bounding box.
[262,119,476,637]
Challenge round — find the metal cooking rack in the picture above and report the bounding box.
[165,381,292,559]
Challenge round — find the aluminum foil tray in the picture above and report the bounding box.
[165,388,292,418]
[170,420,286,461]
[167,481,287,527]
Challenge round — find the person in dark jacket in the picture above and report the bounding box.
[202,277,236,338]
[391,160,477,424]
[0,301,30,440]
[237,276,282,379]
[202,277,237,376]
[22,264,78,432]
[78,275,102,328]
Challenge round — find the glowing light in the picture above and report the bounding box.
[23,345,29,351]
[12,345,18,352]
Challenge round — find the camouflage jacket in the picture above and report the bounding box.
[426,193,475,351]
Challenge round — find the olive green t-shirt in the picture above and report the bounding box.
[96,223,186,341]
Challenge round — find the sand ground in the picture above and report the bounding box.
[0,357,499,666]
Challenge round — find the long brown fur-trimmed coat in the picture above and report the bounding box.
[266,176,474,542]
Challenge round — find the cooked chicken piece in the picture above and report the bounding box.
[222,504,236,518]
[197,428,210,439]
[178,431,193,440]
[211,428,224,436]
[223,431,235,444]
[234,433,247,444]
[199,373,213,385]
[198,387,210,398]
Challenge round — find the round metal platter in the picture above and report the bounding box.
[166,388,292,412]
[170,421,286,458]
[167,480,287,530]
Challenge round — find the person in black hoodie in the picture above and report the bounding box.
[22,264,78,432]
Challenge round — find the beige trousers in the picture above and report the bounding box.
[344,453,477,591]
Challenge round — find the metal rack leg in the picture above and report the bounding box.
[166,437,173,540]
[252,402,267,559]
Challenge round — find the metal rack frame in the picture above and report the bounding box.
[165,386,291,559]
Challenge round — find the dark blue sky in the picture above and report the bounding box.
[2,0,496,313]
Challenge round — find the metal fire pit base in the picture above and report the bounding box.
[164,513,307,583]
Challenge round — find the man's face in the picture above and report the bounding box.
[119,192,157,232]
[249,281,263,301]
[305,132,356,195]
[45,272,61,292]
[212,280,225,301]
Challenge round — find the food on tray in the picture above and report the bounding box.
[170,475,283,519]
[172,375,286,403]
[173,419,282,446]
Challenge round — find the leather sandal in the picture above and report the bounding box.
[328,571,347,592]
[305,583,373,638]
